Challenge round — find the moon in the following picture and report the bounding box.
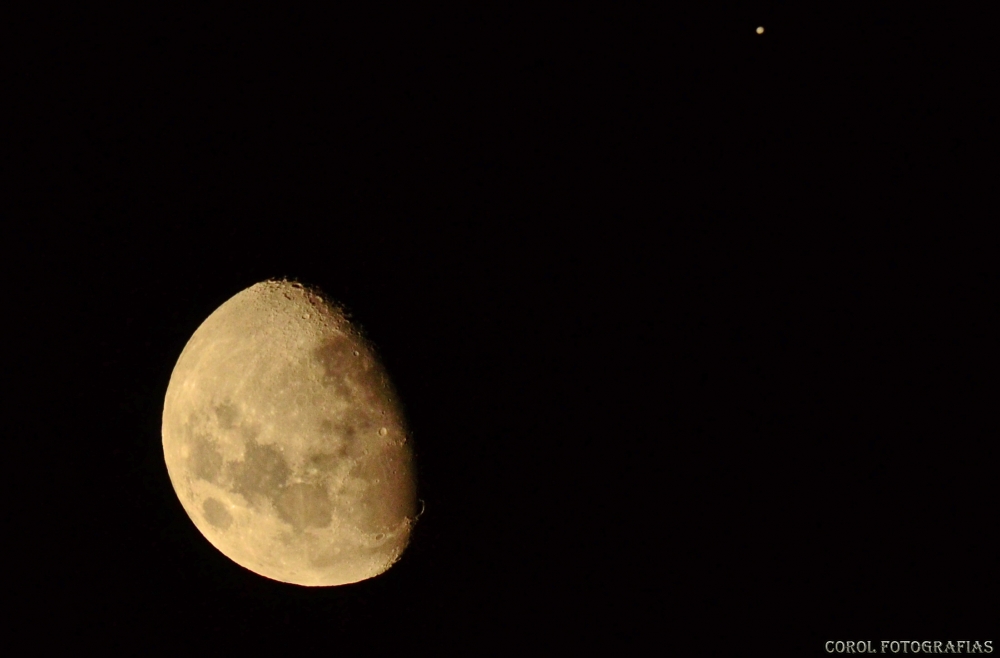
[162,280,417,586]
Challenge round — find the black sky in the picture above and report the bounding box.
[9,8,995,654]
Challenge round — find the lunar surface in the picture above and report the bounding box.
[162,280,417,586]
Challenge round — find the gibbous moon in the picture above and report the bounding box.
[162,280,417,586]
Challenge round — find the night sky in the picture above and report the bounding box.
[11,8,995,653]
